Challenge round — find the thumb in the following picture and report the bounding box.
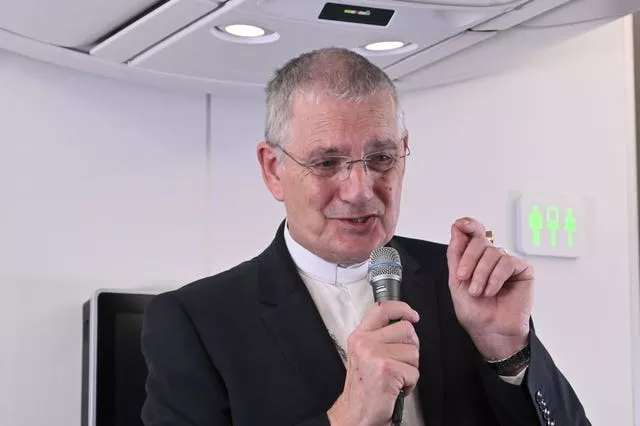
[446,223,470,282]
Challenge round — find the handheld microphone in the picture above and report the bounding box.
[367,247,404,426]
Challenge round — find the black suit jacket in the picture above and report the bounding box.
[141,222,590,425]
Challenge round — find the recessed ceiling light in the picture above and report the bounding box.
[222,24,266,38]
[365,41,406,52]
[212,24,279,44]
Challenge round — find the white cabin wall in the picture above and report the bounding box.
[0,50,209,426]
[0,14,637,426]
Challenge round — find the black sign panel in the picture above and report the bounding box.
[319,2,395,26]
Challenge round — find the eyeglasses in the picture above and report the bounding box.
[273,142,410,181]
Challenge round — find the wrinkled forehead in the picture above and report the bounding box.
[288,89,401,155]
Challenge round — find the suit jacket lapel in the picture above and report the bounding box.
[255,223,446,423]
[390,239,446,425]
[258,222,346,412]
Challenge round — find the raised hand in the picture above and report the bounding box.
[446,217,534,361]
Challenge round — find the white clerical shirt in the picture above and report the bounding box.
[283,224,524,425]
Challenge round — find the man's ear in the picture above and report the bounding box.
[257,141,284,201]
[402,131,409,176]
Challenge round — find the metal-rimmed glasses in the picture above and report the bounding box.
[273,142,411,181]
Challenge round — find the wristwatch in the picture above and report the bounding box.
[486,344,531,376]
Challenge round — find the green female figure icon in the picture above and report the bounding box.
[564,208,576,247]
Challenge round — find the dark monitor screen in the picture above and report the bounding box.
[114,312,147,425]
[90,292,154,426]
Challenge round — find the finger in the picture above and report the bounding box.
[377,320,419,348]
[360,301,420,332]
[377,358,420,396]
[384,344,420,368]
[447,222,471,276]
[469,246,503,297]
[483,254,516,297]
[453,217,486,239]
[456,235,491,282]
[484,255,533,297]
[390,361,419,395]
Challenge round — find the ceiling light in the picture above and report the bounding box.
[365,41,406,52]
[212,24,279,45]
[222,24,266,38]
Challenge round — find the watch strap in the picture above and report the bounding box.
[486,344,531,376]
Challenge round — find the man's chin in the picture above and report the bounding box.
[330,243,379,265]
[333,254,370,266]
[323,226,389,263]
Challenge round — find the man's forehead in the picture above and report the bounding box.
[290,92,398,141]
[292,89,396,112]
[289,92,400,151]
[295,137,400,159]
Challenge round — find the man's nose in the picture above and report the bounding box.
[339,161,375,202]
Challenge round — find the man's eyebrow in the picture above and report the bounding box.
[306,146,345,159]
[304,139,398,159]
[366,139,398,150]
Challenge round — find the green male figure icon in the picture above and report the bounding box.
[529,205,544,247]
[564,208,576,247]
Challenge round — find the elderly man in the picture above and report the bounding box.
[141,48,589,425]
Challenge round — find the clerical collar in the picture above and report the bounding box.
[284,222,368,285]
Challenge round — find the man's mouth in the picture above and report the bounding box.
[350,217,370,223]
[341,215,375,224]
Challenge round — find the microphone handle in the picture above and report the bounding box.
[389,317,404,426]
[392,390,404,425]
[372,278,404,425]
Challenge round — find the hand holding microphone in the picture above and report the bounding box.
[328,248,417,426]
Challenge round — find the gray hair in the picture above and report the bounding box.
[264,47,405,153]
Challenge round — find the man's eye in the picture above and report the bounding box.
[314,159,340,169]
[368,153,393,163]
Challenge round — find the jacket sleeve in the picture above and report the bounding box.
[141,292,232,425]
[479,327,591,426]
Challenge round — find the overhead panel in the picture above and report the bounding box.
[473,0,574,30]
[0,0,637,94]
[0,0,164,47]
[519,0,640,28]
[91,0,222,63]
[127,0,516,85]
[384,31,497,80]
[392,0,640,90]
[386,0,520,5]
[393,16,612,91]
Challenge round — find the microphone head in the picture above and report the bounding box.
[367,246,402,284]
